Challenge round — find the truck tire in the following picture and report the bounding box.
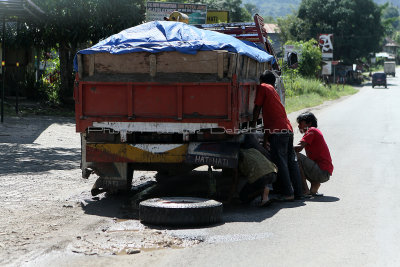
[139,197,223,226]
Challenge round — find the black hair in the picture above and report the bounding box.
[259,70,276,86]
[296,112,318,128]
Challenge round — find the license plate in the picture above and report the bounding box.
[186,142,239,168]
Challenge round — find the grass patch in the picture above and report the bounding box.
[285,76,358,113]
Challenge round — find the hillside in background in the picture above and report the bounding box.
[244,0,400,19]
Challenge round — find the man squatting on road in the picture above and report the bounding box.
[250,70,303,201]
[294,112,334,196]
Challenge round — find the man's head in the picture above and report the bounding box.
[259,70,276,86]
[296,112,318,133]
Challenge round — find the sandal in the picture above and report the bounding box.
[260,198,273,207]
[311,192,324,197]
[274,195,295,202]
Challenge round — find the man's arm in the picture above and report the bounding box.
[250,105,262,128]
[294,141,307,153]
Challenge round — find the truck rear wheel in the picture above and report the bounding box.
[139,197,223,226]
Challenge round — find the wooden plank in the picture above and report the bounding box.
[94,52,149,74]
[249,59,257,79]
[256,62,259,79]
[223,52,229,73]
[246,57,250,79]
[156,51,219,73]
[149,54,157,77]
[77,54,83,79]
[236,55,242,77]
[228,53,237,78]
[217,51,224,79]
[93,51,226,74]
[83,55,90,77]
[89,54,95,77]
[241,56,247,78]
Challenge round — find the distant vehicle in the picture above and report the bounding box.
[384,61,396,77]
[346,70,363,85]
[372,72,387,88]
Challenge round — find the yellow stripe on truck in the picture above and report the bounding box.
[87,143,188,163]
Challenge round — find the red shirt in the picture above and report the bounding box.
[254,83,293,132]
[301,127,333,175]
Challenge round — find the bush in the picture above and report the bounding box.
[284,39,322,78]
[39,55,61,106]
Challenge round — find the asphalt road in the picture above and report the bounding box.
[23,70,400,266]
[124,72,400,267]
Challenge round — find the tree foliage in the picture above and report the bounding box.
[277,14,303,43]
[14,0,253,102]
[30,0,146,102]
[280,0,384,64]
[244,3,259,17]
[381,3,400,37]
[285,39,321,77]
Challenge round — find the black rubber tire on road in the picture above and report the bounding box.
[139,197,223,226]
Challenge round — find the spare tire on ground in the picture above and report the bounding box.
[139,197,223,226]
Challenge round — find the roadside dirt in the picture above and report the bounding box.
[0,91,358,266]
[0,116,202,266]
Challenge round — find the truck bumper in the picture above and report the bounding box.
[86,143,188,163]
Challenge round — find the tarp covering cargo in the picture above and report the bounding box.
[73,21,274,71]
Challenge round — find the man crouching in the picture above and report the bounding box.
[294,112,333,196]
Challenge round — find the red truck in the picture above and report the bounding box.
[74,15,286,196]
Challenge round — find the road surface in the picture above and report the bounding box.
[1,72,400,266]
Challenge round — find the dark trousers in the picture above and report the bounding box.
[240,173,277,203]
[268,132,303,197]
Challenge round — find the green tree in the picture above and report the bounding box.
[381,3,400,37]
[31,0,145,103]
[244,3,259,17]
[286,39,321,77]
[382,3,400,29]
[277,14,305,43]
[294,0,384,64]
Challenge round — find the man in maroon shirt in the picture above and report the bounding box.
[251,70,303,201]
[294,112,333,196]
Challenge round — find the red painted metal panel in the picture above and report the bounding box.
[182,84,228,118]
[127,84,134,118]
[177,85,183,120]
[133,85,177,118]
[83,84,128,116]
[227,84,232,120]
[75,81,254,133]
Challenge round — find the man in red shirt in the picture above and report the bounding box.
[251,70,303,201]
[294,112,333,196]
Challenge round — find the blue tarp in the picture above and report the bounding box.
[73,21,274,71]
